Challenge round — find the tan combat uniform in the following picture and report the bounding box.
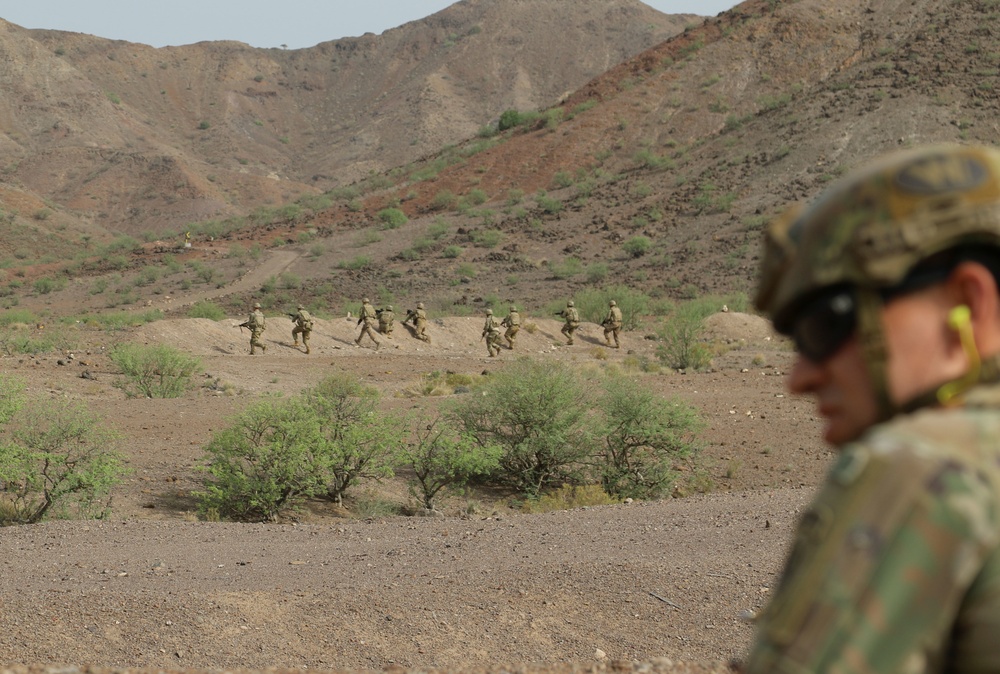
[501,307,521,350]
[291,306,314,354]
[355,300,381,350]
[559,302,580,345]
[377,306,394,338]
[482,312,502,357]
[603,302,623,348]
[248,307,266,355]
[407,304,431,343]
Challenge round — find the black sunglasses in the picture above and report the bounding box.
[791,287,857,362]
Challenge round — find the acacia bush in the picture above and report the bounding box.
[448,359,595,495]
[449,360,705,501]
[656,301,713,370]
[197,399,325,522]
[0,376,126,525]
[597,372,703,499]
[302,374,403,506]
[109,343,202,398]
[401,417,501,510]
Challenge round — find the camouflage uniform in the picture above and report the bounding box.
[355,298,381,350]
[501,305,521,350]
[291,304,314,354]
[377,305,395,338]
[602,300,623,348]
[406,302,431,343]
[482,310,503,357]
[247,303,266,355]
[558,300,579,345]
[746,145,1000,673]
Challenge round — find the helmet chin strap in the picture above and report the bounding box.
[855,288,897,422]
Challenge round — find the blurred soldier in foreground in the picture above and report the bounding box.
[482,309,503,357]
[744,144,1000,672]
[405,302,431,343]
[355,298,381,350]
[242,301,266,355]
[290,304,314,354]
[602,299,623,349]
[501,305,521,350]
[557,300,579,345]
[377,305,395,338]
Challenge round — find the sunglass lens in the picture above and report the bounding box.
[793,291,856,361]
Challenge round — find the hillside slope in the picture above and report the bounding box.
[0,0,697,246]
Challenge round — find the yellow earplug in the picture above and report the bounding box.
[938,305,980,404]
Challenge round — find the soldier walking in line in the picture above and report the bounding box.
[355,298,381,350]
[557,300,580,345]
[245,301,266,355]
[377,305,395,338]
[405,302,431,343]
[501,304,521,350]
[602,299,623,349]
[290,304,314,354]
[482,309,503,357]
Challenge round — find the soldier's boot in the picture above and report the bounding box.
[374,341,381,352]
[305,345,311,354]
[355,338,361,346]
[567,339,574,345]
[250,347,256,355]
[260,344,266,353]
[293,340,299,346]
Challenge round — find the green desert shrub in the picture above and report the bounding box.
[197,399,326,522]
[378,208,408,229]
[109,343,202,398]
[187,300,226,320]
[0,377,127,525]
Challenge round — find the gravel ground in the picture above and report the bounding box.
[0,488,811,673]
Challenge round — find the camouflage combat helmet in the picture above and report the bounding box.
[387,305,393,311]
[509,305,516,311]
[567,300,574,307]
[362,298,370,304]
[297,304,305,310]
[486,309,493,315]
[417,302,424,309]
[755,144,1000,418]
[253,302,261,309]
[609,300,617,306]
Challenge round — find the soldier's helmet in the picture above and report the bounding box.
[567,300,575,307]
[486,309,493,315]
[510,305,516,311]
[417,302,425,309]
[297,304,305,310]
[362,298,370,304]
[253,302,261,309]
[387,305,393,311]
[609,300,617,306]
[755,144,1000,334]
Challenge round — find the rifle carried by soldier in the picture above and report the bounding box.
[236,320,251,334]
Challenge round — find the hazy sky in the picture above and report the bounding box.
[0,1,740,49]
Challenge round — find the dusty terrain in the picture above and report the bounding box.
[0,244,830,672]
